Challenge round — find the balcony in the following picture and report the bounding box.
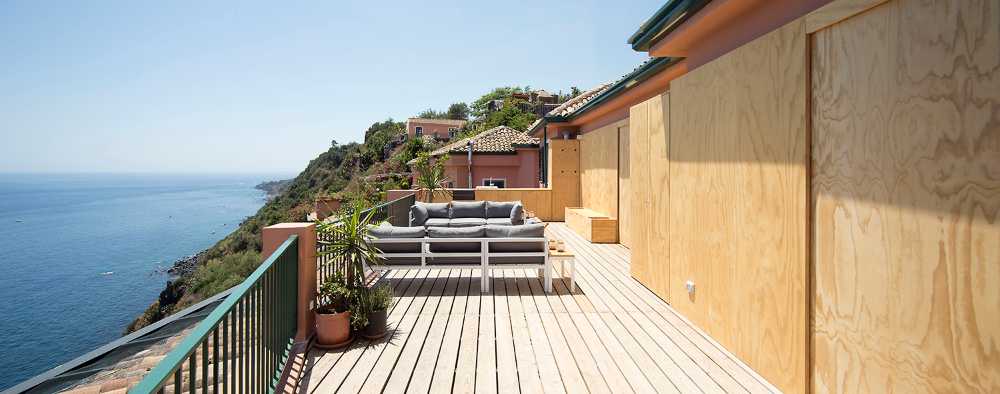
[288,223,776,393]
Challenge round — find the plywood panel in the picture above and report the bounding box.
[811,0,1000,392]
[474,188,553,221]
[579,124,619,219]
[618,126,632,248]
[548,139,580,221]
[669,18,808,394]
[647,94,670,301]
[628,101,651,285]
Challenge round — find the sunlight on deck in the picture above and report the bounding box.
[289,223,778,393]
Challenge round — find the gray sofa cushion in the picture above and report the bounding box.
[486,218,513,226]
[409,204,428,226]
[510,202,525,225]
[450,218,487,227]
[486,201,517,218]
[424,218,451,227]
[485,224,545,253]
[367,225,424,254]
[418,202,451,218]
[427,226,484,253]
[451,201,486,218]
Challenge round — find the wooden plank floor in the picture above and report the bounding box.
[292,223,779,394]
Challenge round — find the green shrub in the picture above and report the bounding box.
[189,251,261,297]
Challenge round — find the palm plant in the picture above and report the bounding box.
[316,200,381,290]
[411,152,452,203]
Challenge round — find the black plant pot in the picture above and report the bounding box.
[362,309,388,339]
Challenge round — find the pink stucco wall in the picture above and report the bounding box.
[406,119,466,140]
[442,148,539,188]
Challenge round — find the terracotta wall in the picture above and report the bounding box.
[406,119,465,140]
[444,149,539,189]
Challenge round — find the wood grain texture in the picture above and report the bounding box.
[548,139,580,221]
[805,0,889,33]
[628,101,652,285]
[618,126,632,248]
[811,0,1000,392]
[565,208,618,243]
[626,94,672,303]
[474,188,554,221]
[579,123,620,219]
[669,18,809,393]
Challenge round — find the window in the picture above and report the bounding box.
[448,127,457,139]
[414,126,423,137]
[482,178,506,188]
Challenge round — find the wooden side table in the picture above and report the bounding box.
[548,249,576,292]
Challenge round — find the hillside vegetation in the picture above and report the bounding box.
[127,85,575,332]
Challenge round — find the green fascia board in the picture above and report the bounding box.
[544,56,681,123]
[628,0,713,52]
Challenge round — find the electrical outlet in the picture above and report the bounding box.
[685,280,696,294]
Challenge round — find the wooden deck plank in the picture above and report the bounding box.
[492,271,519,394]
[294,223,778,394]
[406,270,461,394]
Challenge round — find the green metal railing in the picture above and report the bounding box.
[130,235,300,394]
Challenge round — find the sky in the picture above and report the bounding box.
[0,0,662,174]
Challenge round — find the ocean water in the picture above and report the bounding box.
[0,173,276,390]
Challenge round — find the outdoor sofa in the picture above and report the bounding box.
[367,200,552,292]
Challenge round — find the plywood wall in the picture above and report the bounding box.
[811,0,1000,392]
[474,188,554,221]
[547,139,580,221]
[669,18,809,393]
[579,124,620,221]
[617,126,632,248]
[628,94,671,302]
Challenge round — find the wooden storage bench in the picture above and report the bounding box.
[565,207,617,243]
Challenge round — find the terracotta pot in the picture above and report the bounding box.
[315,311,352,348]
[362,309,388,339]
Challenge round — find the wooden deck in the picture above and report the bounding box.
[290,223,778,393]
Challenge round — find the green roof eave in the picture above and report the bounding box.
[627,0,713,52]
[544,56,681,123]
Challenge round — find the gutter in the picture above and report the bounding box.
[627,0,713,52]
[544,56,682,123]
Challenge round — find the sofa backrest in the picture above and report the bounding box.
[451,200,486,218]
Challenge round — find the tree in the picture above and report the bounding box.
[469,86,529,118]
[417,108,447,119]
[446,102,470,120]
[411,152,452,202]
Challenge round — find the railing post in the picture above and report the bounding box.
[262,223,316,343]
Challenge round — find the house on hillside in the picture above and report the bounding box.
[405,118,467,141]
[409,125,540,188]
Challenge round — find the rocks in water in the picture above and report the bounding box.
[167,251,204,277]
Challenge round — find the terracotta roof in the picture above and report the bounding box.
[406,118,467,126]
[545,82,613,118]
[427,126,539,157]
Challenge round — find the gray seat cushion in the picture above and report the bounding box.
[424,218,451,227]
[486,201,517,218]
[409,204,428,226]
[367,225,424,254]
[450,217,487,227]
[486,218,513,226]
[486,224,545,253]
[427,226,484,253]
[417,202,451,218]
[451,201,486,218]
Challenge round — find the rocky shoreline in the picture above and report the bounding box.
[166,251,205,277]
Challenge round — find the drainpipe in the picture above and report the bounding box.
[542,124,548,187]
[467,140,474,188]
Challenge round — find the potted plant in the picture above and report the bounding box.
[314,272,354,348]
[351,283,394,339]
[315,201,383,346]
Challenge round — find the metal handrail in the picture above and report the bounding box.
[130,235,300,394]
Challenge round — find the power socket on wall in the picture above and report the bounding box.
[685,280,696,295]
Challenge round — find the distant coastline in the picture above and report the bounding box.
[255,179,292,200]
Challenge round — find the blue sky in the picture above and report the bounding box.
[0,1,661,174]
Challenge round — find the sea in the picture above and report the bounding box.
[0,173,281,390]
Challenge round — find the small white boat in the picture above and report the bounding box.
[100,271,114,276]
[15,219,24,223]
